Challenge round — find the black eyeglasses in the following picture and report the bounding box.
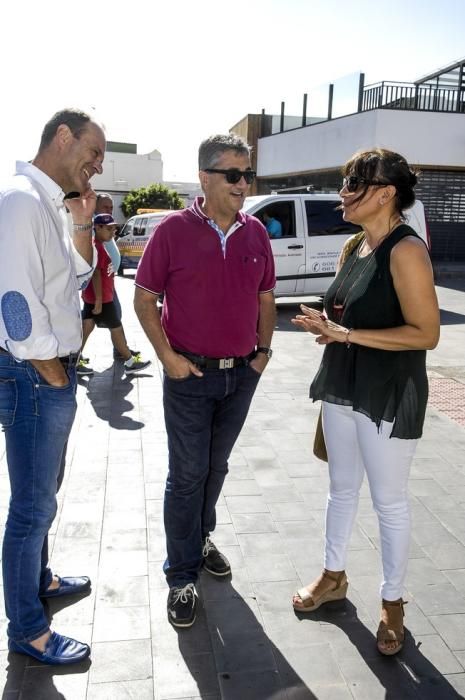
[204,168,256,185]
[342,175,391,193]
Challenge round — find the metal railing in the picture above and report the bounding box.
[260,75,465,138]
[362,81,464,113]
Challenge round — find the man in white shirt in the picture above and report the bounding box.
[0,108,105,665]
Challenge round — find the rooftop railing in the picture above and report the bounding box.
[261,75,465,137]
[361,81,464,113]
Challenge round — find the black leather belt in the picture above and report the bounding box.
[59,352,81,367]
[176,350,255,369]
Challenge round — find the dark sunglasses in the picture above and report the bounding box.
[342,175,391,193]
[204,168,256,185]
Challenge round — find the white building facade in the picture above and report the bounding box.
[239,60,465,263]
[92,141,201,223]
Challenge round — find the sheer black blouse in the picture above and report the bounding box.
[310,225,428,439]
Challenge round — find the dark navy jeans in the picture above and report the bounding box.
[0,354,77,642]
[162,364,260,587]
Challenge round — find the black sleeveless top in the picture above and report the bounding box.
[310,224,428,439]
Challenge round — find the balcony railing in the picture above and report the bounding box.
[362,81,465,113]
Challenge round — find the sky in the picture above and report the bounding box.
[1,0,465,184]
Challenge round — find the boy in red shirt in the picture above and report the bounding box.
[78,214,151,376]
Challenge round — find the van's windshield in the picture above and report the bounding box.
[119,221,134,238]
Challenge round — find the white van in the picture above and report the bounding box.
[116,211,174,272]
[242,193,429,298]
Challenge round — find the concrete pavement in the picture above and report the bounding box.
[1,276,465,699]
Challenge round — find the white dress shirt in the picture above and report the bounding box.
[0,161,96,360]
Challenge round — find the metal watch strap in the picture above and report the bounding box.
[73,223,93,231]
[256,346,273,359]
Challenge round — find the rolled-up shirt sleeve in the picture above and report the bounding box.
[64,209,97,288]
[73,243,97,289]
[0,191,60,359]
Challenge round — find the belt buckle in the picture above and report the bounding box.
[219,357,234,369]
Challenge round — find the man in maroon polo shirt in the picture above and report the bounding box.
[134,134,276,628]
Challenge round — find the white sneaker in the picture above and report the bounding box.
[124,354,151,375]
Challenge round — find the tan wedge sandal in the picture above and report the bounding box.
[292,570,348,613]
[377,598,407,656]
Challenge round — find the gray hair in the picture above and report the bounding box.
[198,134,251,170]
[96,193,113,202]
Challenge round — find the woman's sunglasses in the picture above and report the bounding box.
[204,168,256,185]
[342,175,391,193]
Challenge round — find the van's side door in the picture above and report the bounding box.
[248,198,305,296]
[304,199,361,295]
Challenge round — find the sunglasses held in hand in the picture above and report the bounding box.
[204,168,256,185]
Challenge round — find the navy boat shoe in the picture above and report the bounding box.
[40,575,91,598]
[9,631,90,665]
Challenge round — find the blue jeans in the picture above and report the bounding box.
[162,364,260,587]
[0,354,77,642]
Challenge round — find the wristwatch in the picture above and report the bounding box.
[256,346,273,359]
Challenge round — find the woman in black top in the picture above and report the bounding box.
[291,148,440,656]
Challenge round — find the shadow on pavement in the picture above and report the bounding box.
[79,366,145,430]
[437,280,465,293]
[275,300,323,334]
[2,592,92,699]
[173,577,464,699]
[439,309,465,325]
[2,652,90,700]
[175,577,319,699]
[304,599,464,699]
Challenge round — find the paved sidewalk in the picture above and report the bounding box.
[1,278,465,699]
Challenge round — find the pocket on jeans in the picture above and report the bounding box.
[0,378,17,427]
[163,370,195,383]
[247,364,262,379]
[38,377,72,391]
[34,366,73,391]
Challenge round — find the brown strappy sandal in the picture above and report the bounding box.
[377,598,407,656]
[292,570,348,612]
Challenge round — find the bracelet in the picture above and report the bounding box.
[345,328,354,347]
[73,223,92,231]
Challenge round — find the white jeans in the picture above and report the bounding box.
[322,401,418,600]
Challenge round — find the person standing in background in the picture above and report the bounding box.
[83,193,139,362]
[78,213,151,376]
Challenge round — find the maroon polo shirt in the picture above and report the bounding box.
[135,198,275,357]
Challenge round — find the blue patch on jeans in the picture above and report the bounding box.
[1,292,32,341]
